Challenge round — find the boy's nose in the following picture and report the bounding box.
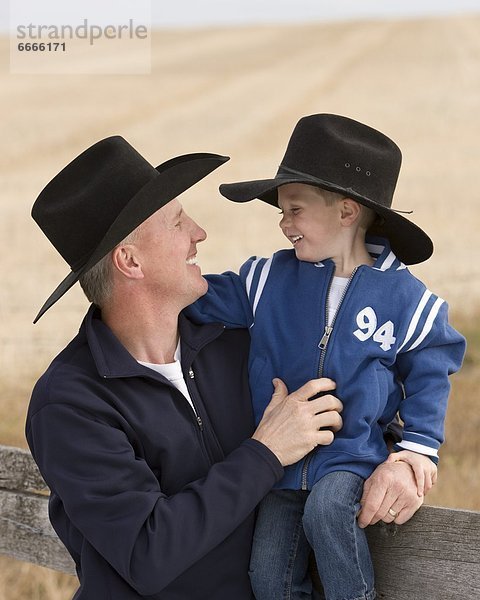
[279,214,290,229]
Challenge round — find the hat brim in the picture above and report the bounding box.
[34,152,229,323]
[220,176,433,266]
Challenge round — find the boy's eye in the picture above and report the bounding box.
[278,208,300,215]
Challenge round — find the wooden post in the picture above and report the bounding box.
[366,506,480,599]
[1,444,479,598]
[0,444,75,574]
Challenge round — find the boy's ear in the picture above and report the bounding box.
[339,198,361,226]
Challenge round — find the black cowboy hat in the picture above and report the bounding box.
[32,136,229,323]
[220,114,433,265]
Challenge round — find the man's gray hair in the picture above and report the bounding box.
[79,229,139,308]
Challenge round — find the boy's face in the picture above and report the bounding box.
[278,183,343,263]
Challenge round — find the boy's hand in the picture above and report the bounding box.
[386,450,438,496]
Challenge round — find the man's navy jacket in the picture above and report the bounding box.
[26,306,283,599]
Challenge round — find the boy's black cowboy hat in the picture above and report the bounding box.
[220,113,433,265]
[32,136,229,323]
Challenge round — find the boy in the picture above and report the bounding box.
[186,114,465,599]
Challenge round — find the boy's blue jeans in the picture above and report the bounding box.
[249,471,376,600]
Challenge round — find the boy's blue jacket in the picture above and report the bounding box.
[186,239,466,490]
[26,307,283,599]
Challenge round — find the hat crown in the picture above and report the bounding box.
[279,114,402,209]
[219,113,432,265]
[32,136,156,270]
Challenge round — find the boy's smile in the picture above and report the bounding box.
[290,234,304,245]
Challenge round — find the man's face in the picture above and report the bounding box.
[133,199,208,309]
[278,183,342,263]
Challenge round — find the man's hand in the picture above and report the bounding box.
[386,450,438,496]
[252,378,343,467]
[357,460,423,528]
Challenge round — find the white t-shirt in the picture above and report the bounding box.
[327,276,350,326]
[138,341,196,412]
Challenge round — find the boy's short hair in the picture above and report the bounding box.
[312,186,341,206]
[313,186,377,231]
[358,205,377,230]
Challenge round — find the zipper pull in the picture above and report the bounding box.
[188,368,195,379]
[318,326,333,350]
[196,415,203,430]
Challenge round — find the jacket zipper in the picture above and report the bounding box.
[186,365,226,466]
[317,267,358,377]
[187,367,203,430]
[301,267,358,490]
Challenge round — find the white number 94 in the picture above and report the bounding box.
[353,307,396,352]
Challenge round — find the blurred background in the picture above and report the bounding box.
[1,1,479,597]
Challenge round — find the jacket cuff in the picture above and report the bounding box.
[393,443,439,465]
[383,419,403,445]
[243,438,284,481]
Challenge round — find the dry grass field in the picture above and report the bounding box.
[1,13,480,599]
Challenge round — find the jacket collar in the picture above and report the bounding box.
[312,236,403,273]
[83,305,225,379]
[367,236,405,272]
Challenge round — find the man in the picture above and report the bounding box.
[26,136,421,599]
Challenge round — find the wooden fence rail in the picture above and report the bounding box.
[1,444,479,599]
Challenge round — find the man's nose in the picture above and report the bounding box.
[193,221,207,243]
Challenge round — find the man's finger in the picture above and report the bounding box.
[289,378,336,403]
[394,503,422,524]
[358,480,385,528]
[308,394,343,415]
[315,429,335,446]
[271,378,288,402]
[374,489,401,524]
[313,410,343,433]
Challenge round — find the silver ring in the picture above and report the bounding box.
[388,508,397,518]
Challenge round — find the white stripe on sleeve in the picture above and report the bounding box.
[396,440,439,457]
[245,257,261,298]
[397,290,432,352]
[405,297,445,352]
[252,258,273,316]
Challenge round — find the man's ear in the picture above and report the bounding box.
[339,198,361,227]
[111,244,144,280]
